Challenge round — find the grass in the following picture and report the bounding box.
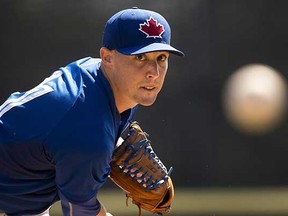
[50,187,288,216]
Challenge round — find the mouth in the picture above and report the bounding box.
[144,86,155,90]
[141,86,157,91]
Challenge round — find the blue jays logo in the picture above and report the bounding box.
[139,17,165,38]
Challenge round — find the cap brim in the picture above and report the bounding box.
[116,43,185,56]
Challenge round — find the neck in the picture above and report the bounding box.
[100,63,135,113]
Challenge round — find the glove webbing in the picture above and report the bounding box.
[120,138,172,191]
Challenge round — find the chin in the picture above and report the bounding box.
[141,103,154,107]
[139,98,157,106]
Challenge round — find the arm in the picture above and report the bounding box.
[97,201,113,216]
[59,192,114,216]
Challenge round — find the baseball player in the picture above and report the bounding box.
[0,7,184,216]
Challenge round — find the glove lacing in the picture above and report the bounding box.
[121,136,173,216]
[121,138,173,190]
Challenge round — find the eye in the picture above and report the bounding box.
[157,54,168,62]
[135,54,146,61]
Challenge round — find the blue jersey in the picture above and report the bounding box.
[0,57,137,215]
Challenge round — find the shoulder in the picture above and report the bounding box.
[0,58,100,141]
[64,57,102,79]
[31,57,102,107]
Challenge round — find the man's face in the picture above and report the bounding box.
[108,50,169,110]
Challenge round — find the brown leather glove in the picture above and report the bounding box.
[109,121,174,216]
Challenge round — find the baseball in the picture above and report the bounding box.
[223,64,287,134]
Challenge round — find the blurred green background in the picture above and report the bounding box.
[50,185,288,215]
[1,0,288,215]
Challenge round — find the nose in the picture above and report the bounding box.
[146,61,160,79]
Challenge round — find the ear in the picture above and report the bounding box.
[100,47,113,65]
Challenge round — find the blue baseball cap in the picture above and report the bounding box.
[102,7,184,56]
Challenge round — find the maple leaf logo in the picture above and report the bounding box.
[139,17,165,38]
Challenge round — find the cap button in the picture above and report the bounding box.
[132,7,138,9]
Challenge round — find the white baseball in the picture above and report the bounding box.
[223,63,287,134]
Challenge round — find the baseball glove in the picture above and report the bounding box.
[109,121,174,216]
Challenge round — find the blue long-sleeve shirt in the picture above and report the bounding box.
[0,57,137,215]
